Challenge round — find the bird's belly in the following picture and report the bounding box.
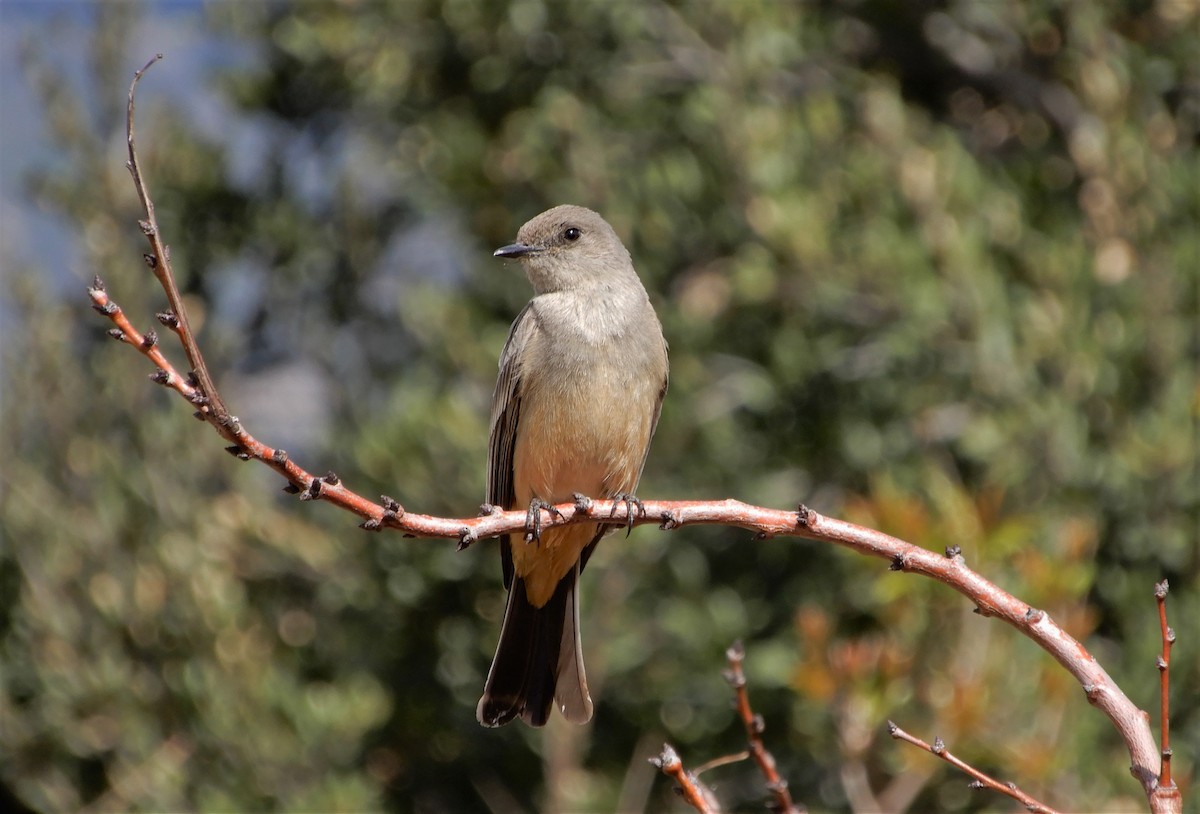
[512,372,645,505]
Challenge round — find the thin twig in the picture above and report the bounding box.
[691,750,750,776]
[1155,580,1174,789]
[724,641,805,814]
[886,722,1061,814]
[125,54,229,424]
[1150,580,1181,813]
[89,276,201,404]
[649,743,719,814]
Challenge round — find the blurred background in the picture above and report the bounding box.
[1,1,1196,812]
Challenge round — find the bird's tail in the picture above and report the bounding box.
[476,561,593,727]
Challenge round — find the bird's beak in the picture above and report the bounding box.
[494,242,542,258]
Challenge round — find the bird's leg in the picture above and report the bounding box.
[524,497,564,543]
[610,492,646,537]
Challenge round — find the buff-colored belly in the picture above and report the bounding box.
[510,372,652,607]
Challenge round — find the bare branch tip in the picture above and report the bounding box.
[726,639,745,662]
[134,53,164,81]
[650,743,680,770]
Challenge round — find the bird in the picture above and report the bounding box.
[477,204,669,727]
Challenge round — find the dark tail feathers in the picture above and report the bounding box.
[476,564,592,727]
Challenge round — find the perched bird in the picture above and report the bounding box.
[477,205,669,727]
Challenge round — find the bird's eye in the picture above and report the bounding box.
[564,227,582,241]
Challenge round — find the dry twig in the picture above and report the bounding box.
[723,641,805,814]
[886,722,1061,814]
[1151,580,1181,813]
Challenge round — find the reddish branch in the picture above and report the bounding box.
[886,722,1061,814]
[1150,581,1181,813]
[649,743,718,814]
[99,55,1181,814]
[723,641,805,814]
[125,54,228,423]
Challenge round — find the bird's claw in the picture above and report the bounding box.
[524,498,563,543]
[610,493,645,537]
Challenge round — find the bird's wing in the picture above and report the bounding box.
[636,337,670,481]
[487,302,538,590]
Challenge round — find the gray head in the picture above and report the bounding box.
[494,205,636,294]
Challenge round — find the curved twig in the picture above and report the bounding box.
[887,722,1061,814]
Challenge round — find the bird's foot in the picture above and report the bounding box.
[524,498,564,543]
[610,492,646,537]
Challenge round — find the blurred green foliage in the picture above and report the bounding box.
[1,1,1196,812]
